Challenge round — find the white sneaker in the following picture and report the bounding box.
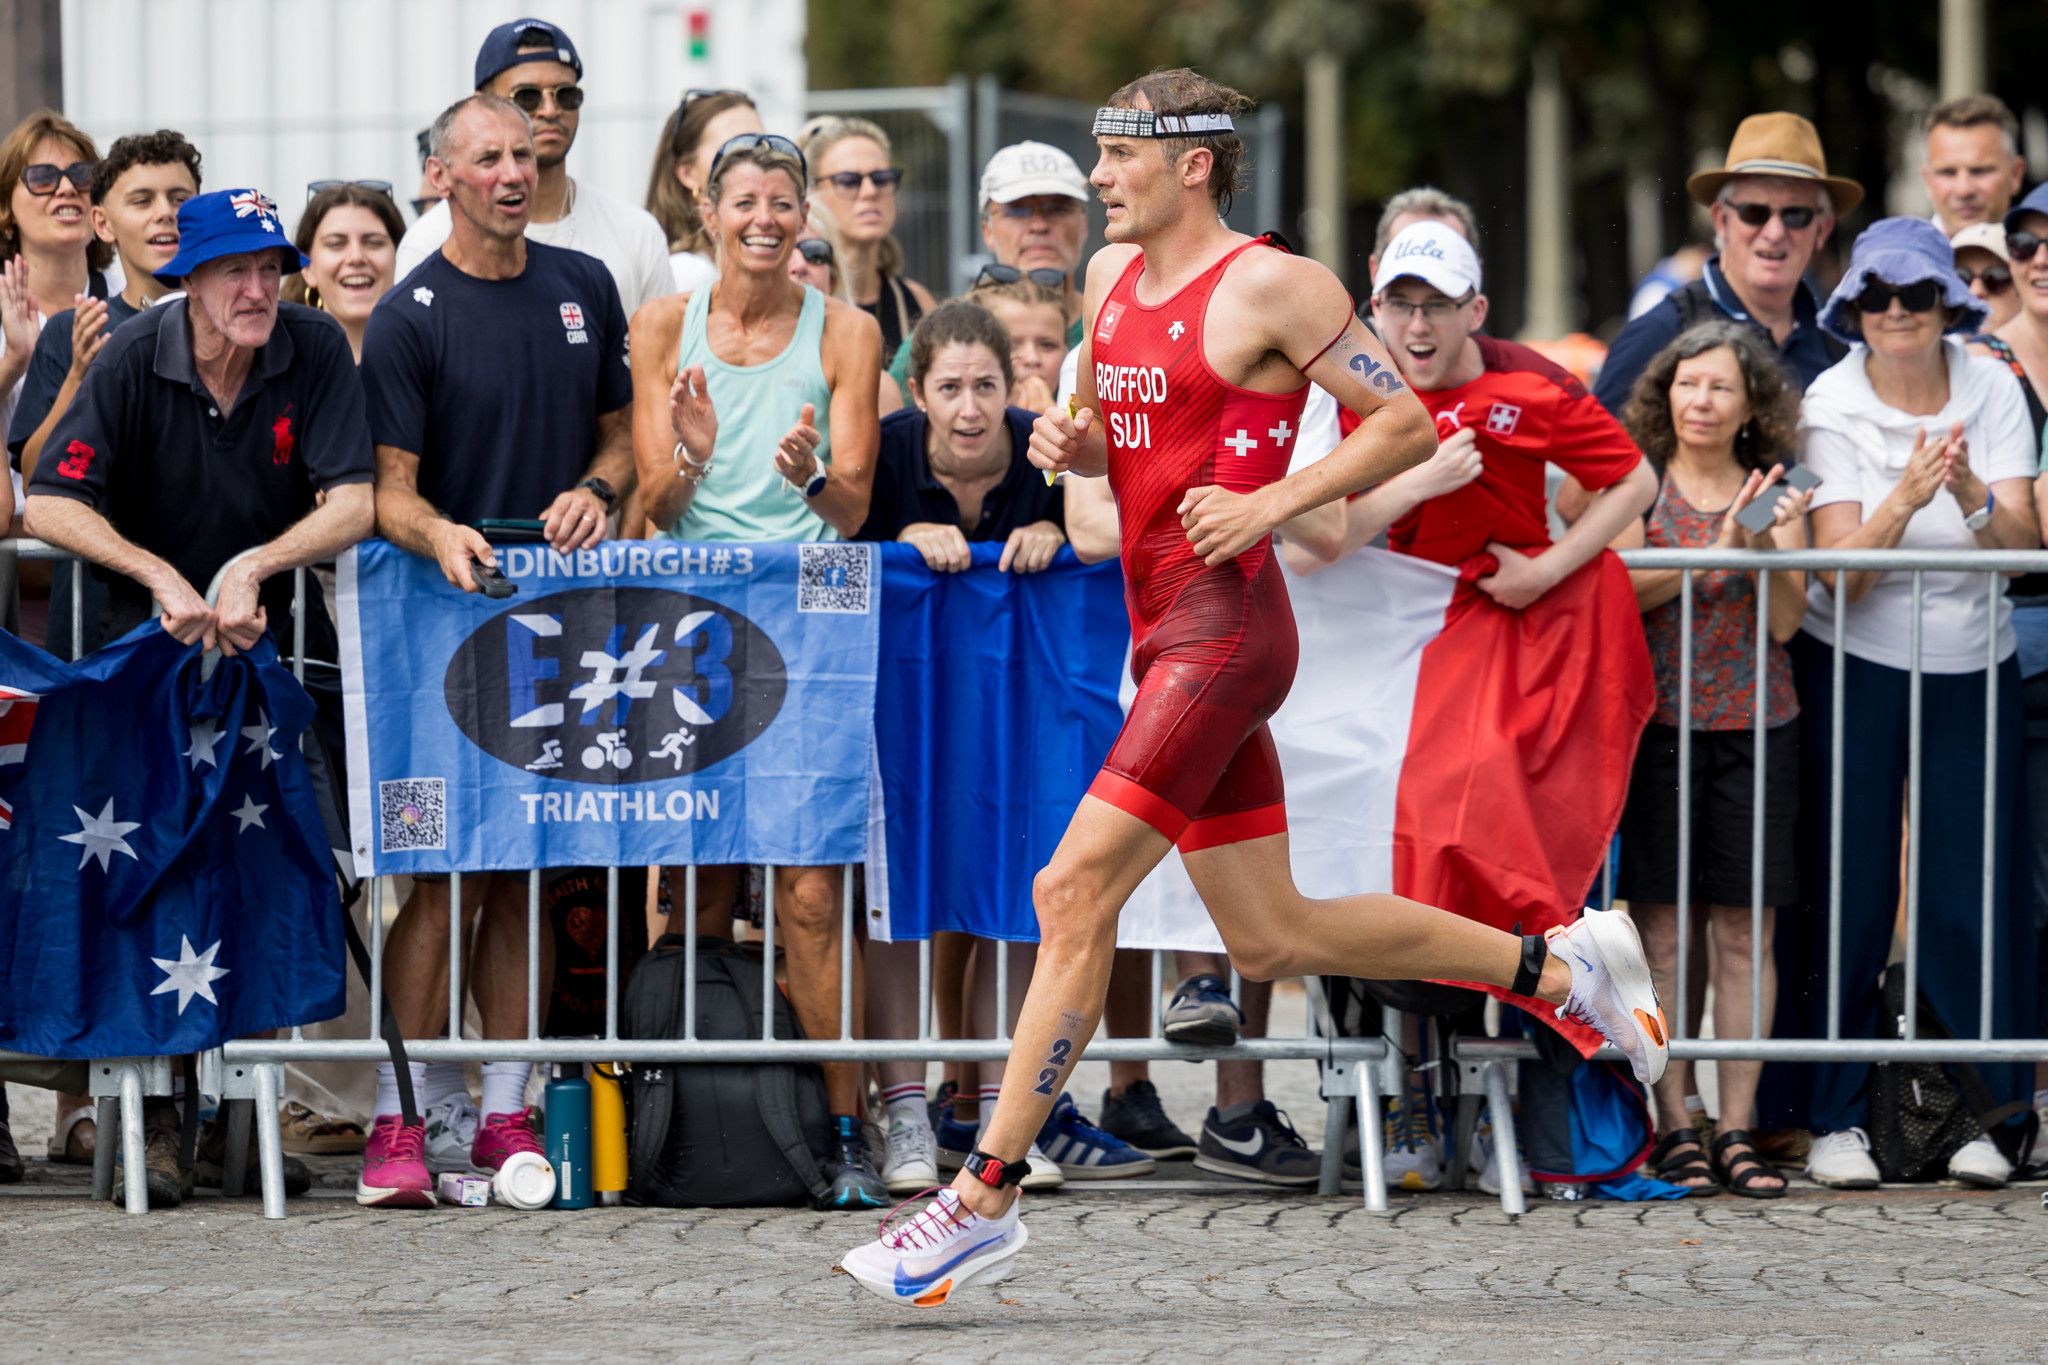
[1383,1087,1444,1192]
[1547,909,1670,1085]
[1947,1136,2012,1188]
[1806,1127,1880,1189]
[882,1112,941,1195]
[840,1187,1029,1308]
[1022,1142,1065,1191]
[421,1095,480,1176]
[1471,1116,1534,1197]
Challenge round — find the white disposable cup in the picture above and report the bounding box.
[492,1151,557,1210]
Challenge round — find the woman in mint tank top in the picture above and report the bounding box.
[623,132,894,1212]
[629,132,883,546]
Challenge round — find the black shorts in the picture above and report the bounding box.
[1616,719,1800,908]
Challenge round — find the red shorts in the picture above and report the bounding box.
[1087,555,1297,850]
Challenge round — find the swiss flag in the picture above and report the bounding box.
[0,685,38,766]
[1118,547,1652,1054]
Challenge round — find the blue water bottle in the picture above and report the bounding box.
[545,1064,593,1210]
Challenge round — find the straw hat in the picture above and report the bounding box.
[1686,112,1864,217]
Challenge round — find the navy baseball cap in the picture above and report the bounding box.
[474,17,582,90]
[154,188,308,285]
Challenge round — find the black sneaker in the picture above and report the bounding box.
[1162,973,1243,1046]
[114,1100,194,1209]
[193,1113,314,1197]
[1099,1080,1198,1159]
[821,1114,889,1210]
[926,1078,957,1134]
[1194,1100,1320,1186]
[0,1115,22,1184]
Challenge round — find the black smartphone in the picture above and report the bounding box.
[1734,464,1822,535]
[472,517,549,542]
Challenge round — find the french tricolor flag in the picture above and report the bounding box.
[1118,547,1653,1051]
[0,685,38,767]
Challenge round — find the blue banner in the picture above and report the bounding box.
[869,546,1129,942]
[338,539,877,874]
[0,627,344,1058]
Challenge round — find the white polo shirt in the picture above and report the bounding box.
[1799,339,2037,672]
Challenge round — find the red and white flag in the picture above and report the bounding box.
[0,685,38,767]
[1118,546,1652,1048]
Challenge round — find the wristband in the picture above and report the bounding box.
[962,1148,1032,1189]
[1510,931,1548,998]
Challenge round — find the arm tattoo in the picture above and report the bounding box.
[1347,349,1408,397]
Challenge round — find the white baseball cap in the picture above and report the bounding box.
[1950,221,2011,264]
[1372,221,1482,300]
[979,141,1089,211]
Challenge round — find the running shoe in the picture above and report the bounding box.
[356,1114,435,1208]
[823,1114,891,1210]
[1035,1093,1156,1179]
[471,1106,547,1173]
[422,1094,481,1175]
[1098,1080,1199,1159]
[1546,908,1669,1085]
[882,1110,941,1195]
[1194,1100,1320,1185]
[1383,1084,1444,1192]
[840,1187,1029,1309]
[933,1108,979,1171]
[193,1114,312,1196]
[926,1079,958,1134]
[1469,1114,1533,1196]
[1162,972,1243,1046]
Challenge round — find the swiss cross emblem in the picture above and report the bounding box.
[1095,300,1126,345]
[560,302,585,330]
[1486,403,1522,436]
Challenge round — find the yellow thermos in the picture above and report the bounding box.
[590,1061,628,1205]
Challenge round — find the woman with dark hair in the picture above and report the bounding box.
[643,89,760,294]
[1609,320,1808,1198]
[287,183,403,362]
[1794,218,2039,1189]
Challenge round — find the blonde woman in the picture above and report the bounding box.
[798,115,937,371]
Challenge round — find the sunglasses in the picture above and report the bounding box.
[676,87,749,128]
[1957,264,2013,296]
[976,262,1068,289]
[814,168,904,194]
[2007,230,2044,265]
[992,198,1084,221]
[307,179,394,201]
[709,133,810,187]
[21,161,93,196]
[1855,279,1943,314]
[795,238,834,267]
[509,84,584,114]
[1728,201,1818,231]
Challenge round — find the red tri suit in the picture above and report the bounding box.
[1085,236,1343,851]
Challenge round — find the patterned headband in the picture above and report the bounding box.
[1091,107,1236,139]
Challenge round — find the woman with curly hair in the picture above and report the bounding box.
[1609,320,1810,1198]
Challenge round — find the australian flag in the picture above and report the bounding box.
[0,624,344,1058]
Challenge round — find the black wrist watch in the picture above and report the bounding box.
[580,476,617,509]
[962,1148,1032,1189]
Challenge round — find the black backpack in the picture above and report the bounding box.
[1867,963,2033,1182]
[620,935,833,1208]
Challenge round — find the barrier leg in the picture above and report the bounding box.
[119,1063,147,1215]
[222,1098,251,1198]
[1446,1092,1479,1193]
[91,1096,117,1201]
[1318,1088,1349,1196]
[1482,1060,1526,1216]
[254,1063,286,1220]
[1356,1063,1387,1212]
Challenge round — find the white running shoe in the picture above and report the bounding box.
[421,1094,481,1176]
[882,1112,941,1195]
[840,1187,1029,1309]
[1806,1127,1881,1189]
[1947,1136,2012,1188]
[1383,1086,1444,1192]
[1547,909,1670,1085]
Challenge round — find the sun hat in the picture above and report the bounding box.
[1686,112,1863,217]
[153,188,307,285]
[1817,216,1985,345]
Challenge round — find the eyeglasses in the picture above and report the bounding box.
[307,179,394,201]
[1376,294,1473,322]
[412,196,443,217]
[814,168,904,194]
[1728,201,1818,231]
[708,133,810,187]
[2007,230,2044,264]
[1957,264,2013,296]
[20,161,93,196]
[992,199,1084,221]
[1854,279,1942,314]
[976,263,1068,289]
[795,238,835,267]
[509,84,584,114]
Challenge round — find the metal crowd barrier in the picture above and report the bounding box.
[8,540,2048,1222]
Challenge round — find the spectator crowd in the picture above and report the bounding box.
[1,18,2044,1211]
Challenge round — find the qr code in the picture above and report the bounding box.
[379,778,446,853]
[798,543,872,614]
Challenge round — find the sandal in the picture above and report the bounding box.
[1647,1126,1721,1194]
[278,1101,367,1155]
[45,1104,96,1165]
[1711,1128,1788,1199]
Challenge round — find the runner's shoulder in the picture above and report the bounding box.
[1084,243,1143,293]
[1220,242,1347,346]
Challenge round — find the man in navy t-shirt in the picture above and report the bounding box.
[354,92,635,1212]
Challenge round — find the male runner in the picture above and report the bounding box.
[840,69,1668,1307]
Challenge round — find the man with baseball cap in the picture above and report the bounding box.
[978,141,1091,349]
[22,186,375,1206]
[1596,112,1860,417]
[395,16,674,319]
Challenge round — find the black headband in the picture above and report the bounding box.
[1091,107,1236,138]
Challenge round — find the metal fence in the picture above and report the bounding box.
[7,542,2048,1222]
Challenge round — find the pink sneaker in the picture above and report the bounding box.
[471,1107,545,1173]
[356,1114,434,1208]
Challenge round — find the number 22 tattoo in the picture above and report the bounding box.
[1032,1010,1087,1096]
